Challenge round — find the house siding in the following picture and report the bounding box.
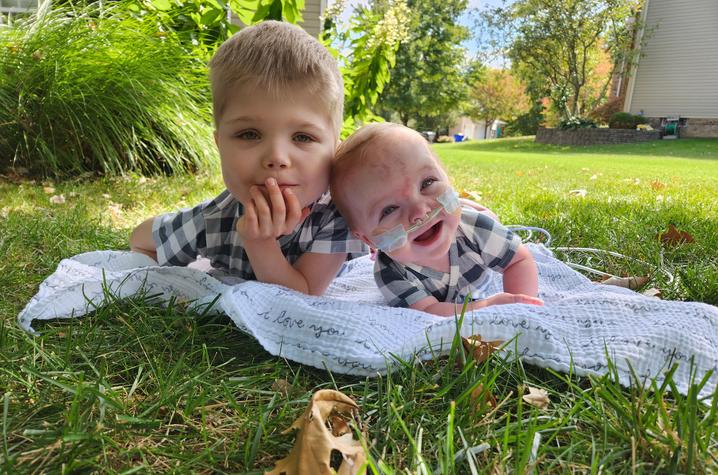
[626,0,718,120]
[298,0,326,38]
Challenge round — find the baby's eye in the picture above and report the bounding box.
[236,130,260,140]
[293,133,315,143]
[380,205,398,220]
[421,177,437,190]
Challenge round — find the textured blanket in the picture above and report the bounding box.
[18,244,718,398]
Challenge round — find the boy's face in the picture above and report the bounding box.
[214,83,337,209]
[345,130,460,269]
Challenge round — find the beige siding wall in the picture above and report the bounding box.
[298,0,326,38]
[626,0,718,119]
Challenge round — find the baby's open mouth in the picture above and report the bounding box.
[413,221,442,245]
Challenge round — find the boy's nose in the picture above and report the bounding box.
[408,201,432,225]
[262,143,291,169]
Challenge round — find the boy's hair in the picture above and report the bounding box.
[331,122,435,229]
[209,21,344,134]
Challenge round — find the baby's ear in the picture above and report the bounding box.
[353,231,373,247]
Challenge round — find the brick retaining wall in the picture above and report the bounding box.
[535,127,661,146]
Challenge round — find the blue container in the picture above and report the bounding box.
[453,133,465,142]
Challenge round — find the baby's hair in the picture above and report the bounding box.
[209,21,344,134]
[331,122,438,228]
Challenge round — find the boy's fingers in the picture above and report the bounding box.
[250,186,273,236]
[266,178,287,232]
[283,188,303,233]
[239,200,258,237]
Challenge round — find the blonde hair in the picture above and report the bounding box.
[209,21,344,135]
[331,122,435,228]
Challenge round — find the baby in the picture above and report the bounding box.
[330,123,543,316]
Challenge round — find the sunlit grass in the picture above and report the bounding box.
[1,137,717,473]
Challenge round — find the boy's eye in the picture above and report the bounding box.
[236,130,260,140]
[421,177,437,190]
[380,205,398,220]
[293,133,314,143]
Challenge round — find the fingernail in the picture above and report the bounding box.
[267,177,276,186]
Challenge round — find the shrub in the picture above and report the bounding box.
[608,112,639,129]
[0,2,215,177]
[557,116,597,130]
[589,96,623,125]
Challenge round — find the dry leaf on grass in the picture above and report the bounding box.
[459,189,483,202]
[600,275,649,290]
[568,189,587,197]
[462,335,503,364]
[470,384,497,415]
[650,179,666,190]
[642,288,662,299]
[43,186,55,194]
[49,194,66,204]
[266,389,365,475]
[522,386,550,409]
[657,224,694,246]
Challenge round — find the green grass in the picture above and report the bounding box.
[1,137,718,473]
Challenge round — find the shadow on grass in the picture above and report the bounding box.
[439,137,718,161]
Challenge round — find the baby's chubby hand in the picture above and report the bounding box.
[478,292,544,308]
[236,178,311,241]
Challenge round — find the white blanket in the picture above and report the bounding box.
[18,245,718,399]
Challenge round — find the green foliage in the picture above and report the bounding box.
[0,2,215,177]
[609,111,646,129]
[377,0,470,131]
[133,0,305,56]
[321,0,409,137]
[478,0,644,120]
[466,68,530,137]
[558,116,598,130]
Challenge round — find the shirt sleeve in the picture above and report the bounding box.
[469,212,522,271]
[374,254,432,308]
[152,204,208,266]
[305,202,368,256]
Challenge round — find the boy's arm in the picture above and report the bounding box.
[501,244,539,297]
[130,217,158,262]
[243,239,346,295]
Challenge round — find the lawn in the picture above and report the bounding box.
[1,137,717,473]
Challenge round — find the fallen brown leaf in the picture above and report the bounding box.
[460,189,483,202]
[49,194,66,204]
[568,189,587,197]
[266,389,366,475]
[522,386,549,409]
[642,288,662,299]
[43,186,55,194]
[601,275,649,290]
[470,383,497,415]
[658,224,695,246]
[650,179,666,190]
[462,335,503,364]
[271,378,291,397]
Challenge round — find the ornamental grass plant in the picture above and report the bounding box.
[0,1,215,177]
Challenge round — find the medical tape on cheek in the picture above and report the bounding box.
[372,188,461,253]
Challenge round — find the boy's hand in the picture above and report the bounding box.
[478,292,543,308]
[236,178,311,241]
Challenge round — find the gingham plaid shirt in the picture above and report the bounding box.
[374,207,521,307]
[152,189,367,280]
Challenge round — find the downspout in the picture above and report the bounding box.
[623,0,651,113]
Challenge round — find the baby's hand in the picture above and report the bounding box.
[236,178,310,241]
[478,292,543,308]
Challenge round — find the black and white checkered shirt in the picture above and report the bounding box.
[152,189,368,280]
[374,207,521,307]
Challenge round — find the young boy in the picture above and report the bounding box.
[330,123,543,316]
[130,21,366,295]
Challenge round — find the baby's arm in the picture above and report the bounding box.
[411,293,542,317]
[130,217,158,261]
[501,244,540,297]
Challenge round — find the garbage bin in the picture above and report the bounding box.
[453,133,465,143]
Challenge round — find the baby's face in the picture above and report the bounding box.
[214,83,337,209]
[347,131,461,268]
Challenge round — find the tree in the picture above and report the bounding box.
[378,0,470,132]
[466,68,529,137]
[476,0,643,120]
